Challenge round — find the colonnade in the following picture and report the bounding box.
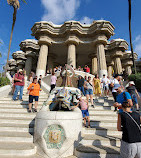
[34,36,132,78]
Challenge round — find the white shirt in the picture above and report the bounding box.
[112,78,120,92]
[102,77,109,86]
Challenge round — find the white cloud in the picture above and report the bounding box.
[134,35,141,58]
[80,16,93,24]
[41,0,80,24]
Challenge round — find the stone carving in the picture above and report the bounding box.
[43,124,65,149]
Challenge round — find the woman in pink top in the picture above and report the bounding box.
[73,96,91,128]
[50,71,57,93]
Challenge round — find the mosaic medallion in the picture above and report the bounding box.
[43,124,66,149]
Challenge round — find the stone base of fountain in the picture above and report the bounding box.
[34,106,82,158]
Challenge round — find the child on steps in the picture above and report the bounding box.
[72,96,91,128]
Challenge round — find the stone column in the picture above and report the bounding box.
[92,57,98,75]
[97,43,107,78]
[107,60,114,77]
[125,65,132,75]
[89,54,98,75]
[36,44,49,77]
[65,36,79,69]
[25,56,32,76]
[67,44,76,68]
[114,56,123,74]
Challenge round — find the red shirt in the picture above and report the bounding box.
[14,73,24,86]
[85,67,90,73]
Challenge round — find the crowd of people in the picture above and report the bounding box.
[10,66,141,158]
[11,69,42,113]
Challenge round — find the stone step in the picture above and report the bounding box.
[82,127,122,137]
[0,104,43,109]
[2,97,47,101]
[89,109,117,115]
[0,101,44,105]
[0,123,34,133]
[0,112,36,119]
[0,142,37,157]
[0,132,33,143]
[0,107,42,113]
[90,114,117,121]
[89,105,114,110]
[81,135,121,147]
[75,145,120,158]
[90,120,117,128]
[0,117,35,125]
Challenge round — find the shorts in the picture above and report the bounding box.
[120,140,141,158]
[85,89,93,95]
[81,109,89,118]
[132,94,138,105]
[29,95,39,103]
[103,85,109,90]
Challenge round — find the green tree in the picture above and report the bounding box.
[5,0,27,73]
[128,0,137,74]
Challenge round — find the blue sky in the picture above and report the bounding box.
[0,0,141,71]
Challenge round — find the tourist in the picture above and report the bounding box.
[38,75,42,87]
[84,65,87,72]
[50,71,57,93]
[93,74,101,98]
[101,74,109,97]
[27,77,41,113]
[113,86,133,113]
[117,101,141,158]
[85,65,90,73]
[84,76,87,82]
[72,96,91,128]
[110,74,121,111]
[126,81,140,111]
[78,66,81,71]
[84,76,94,108]
[77,76,85,96]
[13,69,24,101]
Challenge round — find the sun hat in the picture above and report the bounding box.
[19,69,23,72]
[129,81,135,85]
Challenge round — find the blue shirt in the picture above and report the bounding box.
[117,92,132,113]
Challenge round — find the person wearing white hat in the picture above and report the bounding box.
[13,69,24,101]
[126,81,140,111]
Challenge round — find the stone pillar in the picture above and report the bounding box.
[107,60,114,77]
[67,44,76,68]
[114,57,123,74]
[36,44,49,77]
[25,56,32,76]
[65,36,79,69]
[125,65,132,75]
[47,54,55,71]
[97,43,107,78]
[108,66,113,77]
[92,57,98,75]
[89,54,98,75]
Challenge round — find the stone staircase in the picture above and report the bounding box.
[75,97,121,158]
[0,89,47,158]
[0,87,127,158]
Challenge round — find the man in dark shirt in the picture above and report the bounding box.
[126,81,140,111]
[13,69,24,101]
[77,76,85,96]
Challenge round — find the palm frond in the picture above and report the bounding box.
[21,0,27,4]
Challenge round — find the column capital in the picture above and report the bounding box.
[111,50,123,58]
[92,34,107,46]
[107,60,114,66]
[38,36,53,46]
[25,51,36,58]
[122,60,133,67]
[65,36,80,46]
[88,53,97,59]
